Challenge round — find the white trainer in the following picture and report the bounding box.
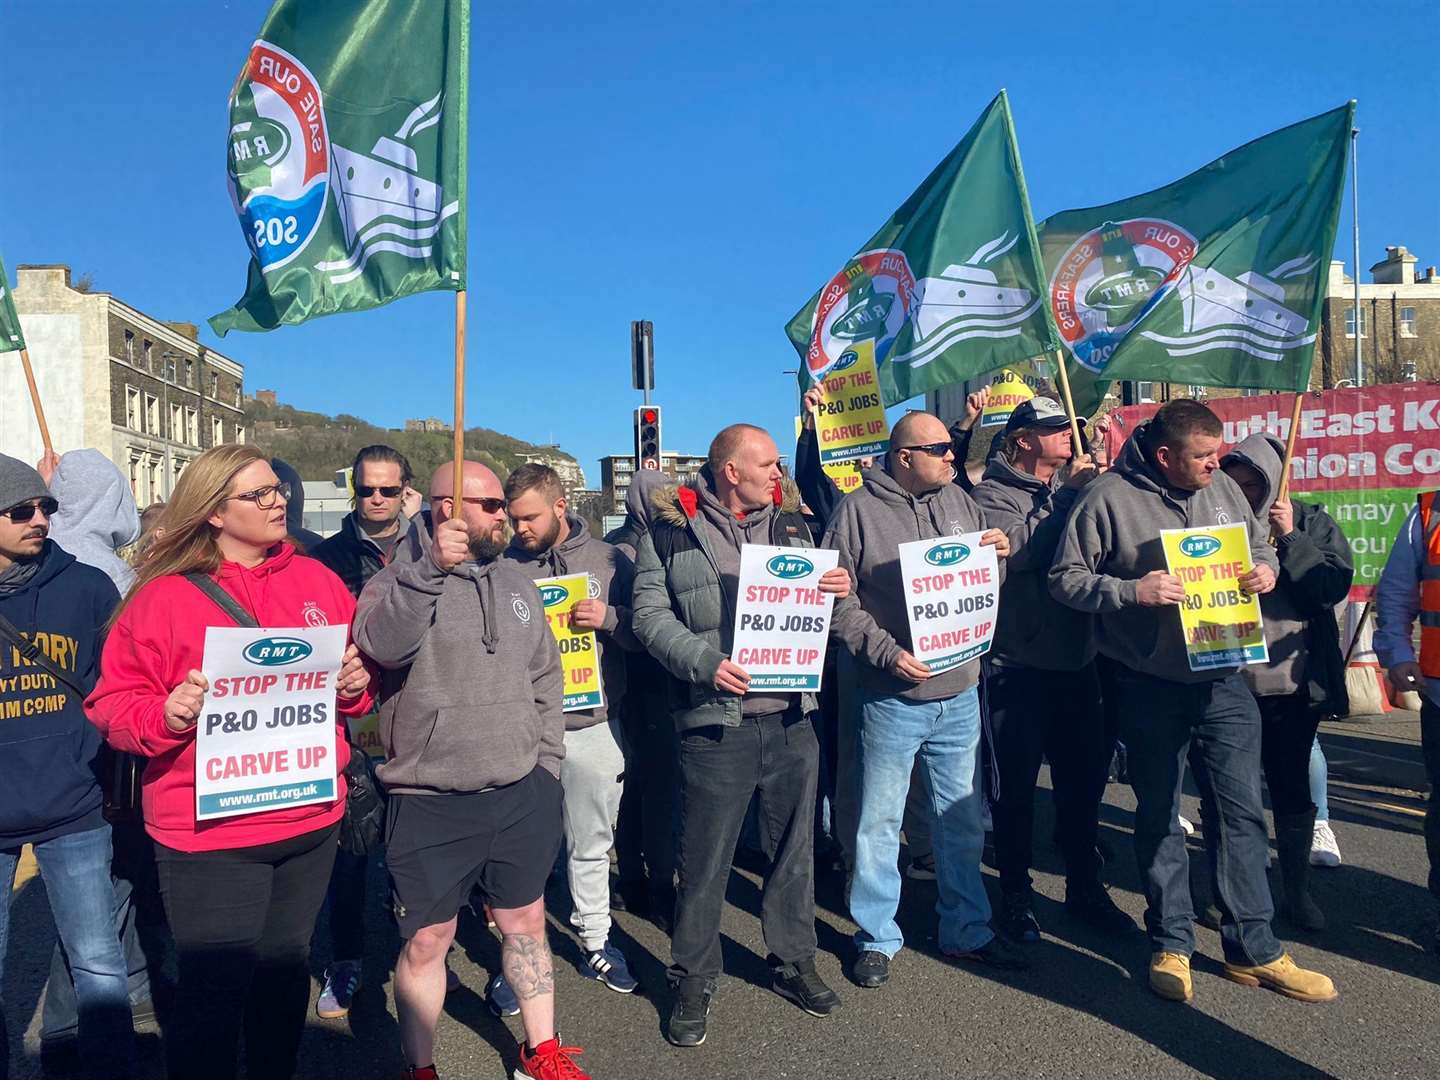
[1310,819,1342,867]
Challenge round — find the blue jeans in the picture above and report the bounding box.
[1,824,134,1080]
[851,687,993,958]
[1309,736,1330,822]
[1114,669,1281,966]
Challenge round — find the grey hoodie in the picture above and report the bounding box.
[502,513,638,729]
[46,450,140,594]
[971,456,1093,671]
[353,530,565,795]
[824,463,1000,701]
[1049,420,1278,684]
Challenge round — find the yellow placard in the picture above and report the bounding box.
[347,711,385,761]
[536,573,605,712]
[1160,523,1269,672]
[980,363,1049,427]
[814,340,889,464]
[794,416,867,496]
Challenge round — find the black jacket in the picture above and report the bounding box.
[312,511,403,599]
[1273,499,1353,716]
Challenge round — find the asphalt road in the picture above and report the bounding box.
[9,767,1439,1080]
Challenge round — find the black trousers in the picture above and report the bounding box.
[1256,691,1324,818]
[155,823,338,1080]
[669,709,818,990]
[1422,699,1440,901]
[615,684,681,897]
[987,664,1108,894]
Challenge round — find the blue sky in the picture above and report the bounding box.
[4,2,1438,487]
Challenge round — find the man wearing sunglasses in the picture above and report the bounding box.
[824,410,1024,991]
[0,454,134,1079]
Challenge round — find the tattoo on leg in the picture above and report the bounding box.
[502,932,554,1001]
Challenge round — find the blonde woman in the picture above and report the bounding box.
[87,445,374,1080]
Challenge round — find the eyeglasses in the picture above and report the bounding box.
[434,494,506,514]
[899,442,952,457]
[3,497,58,523]
[356,485,404,498]
[225,481,291,509]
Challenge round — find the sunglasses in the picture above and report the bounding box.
[899,442,952,457]
[3,497,58,523]
[357,485,405,498]
[434,494,507,514]
[225,481,292,509]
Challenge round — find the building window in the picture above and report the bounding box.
[1240,388,1266,398]
[125,387,141,430]
[148,457,161,502]
[184,358,194,387]
[236,424,246,445]
[1401,307,1418,337]
[1186,385,1207,399]
[186,408,199,447]
[210,372,220,398]
[169,403,183,442]
[166,356,177,382]
[144,394,159,435]
[1136,382,1156,403]
[1345,307,1366,338]
[212,416,224,446]
[124,330,135,363]
[143,339,153,371]
[234,385,242,407]
[128,456,141,496]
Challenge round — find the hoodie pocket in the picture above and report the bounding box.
[414,704,537,787]
[0,724,102,839]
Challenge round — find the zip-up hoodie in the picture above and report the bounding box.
[0,542,118,846]
[824,463,1000,701]
[353,529,564,794]
[971,456,1093,671]
[1049,420,1279,684]
[46,450,140,594]
[87,544,372,853]
[502,513,638,729]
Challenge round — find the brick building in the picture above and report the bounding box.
[1,265,246,505]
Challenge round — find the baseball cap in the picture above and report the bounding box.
[1004,397,1085,434]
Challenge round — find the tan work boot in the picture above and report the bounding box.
[1149,952,1193,1002]
[1223,952,1337,1002]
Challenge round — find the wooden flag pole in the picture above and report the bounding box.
[17,348,53,455]
[452,291,467,501]
[1275,390,1306,502]
[1051,350,1085,459]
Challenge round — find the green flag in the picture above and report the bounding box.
[785,90,1056,406]
[0,253,24,352]
[209,0,468,336]
[1039,102,1354,414]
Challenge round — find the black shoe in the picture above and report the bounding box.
[773,962,841,1017]
[666,984,713,1047]
[849,949,890,989]
[945,934,1031,971]
[649,886,676,935]
[1066,882,1136,934]
[998,892,1041,943]
[615,877,650,917]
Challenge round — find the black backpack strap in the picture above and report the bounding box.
[183,573,261,628]
[0,610,89,701]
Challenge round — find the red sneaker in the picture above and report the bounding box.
[517,1037,590,1079]
[402,1068,439,1080]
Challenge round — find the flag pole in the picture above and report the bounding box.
[1051,349,1085,459]
[1276,390,1306,502]
[452,290,466,500]
[17,348,53,455]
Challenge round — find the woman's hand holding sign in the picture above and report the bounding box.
[978,529,1011,559]
[1239,563,1277,596]
[165,669,210,733]
[335,644,370,701]
[1137,570,1187,607]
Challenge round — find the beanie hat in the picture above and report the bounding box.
[0,453,51,513]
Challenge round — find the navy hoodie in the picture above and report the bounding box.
[0,541,119,845]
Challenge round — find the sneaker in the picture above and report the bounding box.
[516,1036,590,1079]
[486,972,520,1017]
[402,1067,440,1080]
[1222,952,1337,1003]
[666,984,713,1047]
[1150,952,1193,1003]
[585,941,638,993]
[906,853,937,880]
[998,892,1041,942]
[1065,882,1136,935]
[1310,820,1342,868]
[848,949,889,989]
[317,960,362,1019]
[943,934,1030,971]
[772,961,841,1017]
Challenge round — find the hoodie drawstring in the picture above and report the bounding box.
[480,572,499,655]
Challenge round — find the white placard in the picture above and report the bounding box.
[731,544,840,691]
[195,624,348,821]
[897,532,1000,673]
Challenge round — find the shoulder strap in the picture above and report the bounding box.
[183,573,260,628]
[0,610,89,700]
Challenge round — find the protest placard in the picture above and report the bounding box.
[731,545,840,690]
[1160,523,1269,671]
[537,573,605,711]
[796,416,868,494]
[980,362,1048,427]
[897,533,999,673]
[195,624,348,821]
[814,340,889,464]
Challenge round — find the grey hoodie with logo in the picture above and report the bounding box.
[1049,420,1278,685]
[824,464,1001,702]
[501,513,638,729]
[353,529,565,795]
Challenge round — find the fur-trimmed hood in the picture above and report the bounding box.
[652,471,802,529]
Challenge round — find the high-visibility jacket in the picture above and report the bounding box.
[1418,491,1440,676]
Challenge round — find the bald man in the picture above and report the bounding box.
[824,410,1025,991]
[632,424,850,1046]
[354,460,590,1080]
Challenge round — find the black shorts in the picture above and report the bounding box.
[384,766,562,938]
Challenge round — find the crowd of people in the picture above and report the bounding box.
[0,386,1436,1080]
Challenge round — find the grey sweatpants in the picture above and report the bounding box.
[562,717,627,951]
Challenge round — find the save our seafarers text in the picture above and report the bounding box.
[730,544,840,690]
[897,533,1000,673]
[814,339,890,465]
[1160,522,1269,671]
[536,573,605,712]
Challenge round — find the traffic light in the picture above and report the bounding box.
[634,405,662,470]
[631,321,654,392]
